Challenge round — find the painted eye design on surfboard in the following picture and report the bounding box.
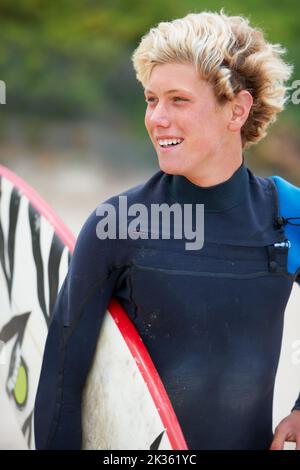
[0,312,31,408]
[12,357,28,407]
[0,313,34,445]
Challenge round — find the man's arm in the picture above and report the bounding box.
[34,207,124,449]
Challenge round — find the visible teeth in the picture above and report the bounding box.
[158,138,183,147]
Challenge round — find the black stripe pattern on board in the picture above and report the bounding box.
[48,232,65,320]
[28,203,66,326]
[0,177,21,302]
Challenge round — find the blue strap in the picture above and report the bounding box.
[270,176,300,279]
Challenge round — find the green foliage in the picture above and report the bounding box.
[0,0,299,125]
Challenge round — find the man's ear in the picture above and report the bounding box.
[228,90,253,132]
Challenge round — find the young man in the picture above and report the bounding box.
[34,10,300,449]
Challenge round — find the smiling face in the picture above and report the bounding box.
[144,62,241,185]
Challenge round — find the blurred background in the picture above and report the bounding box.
[0,0,299,235]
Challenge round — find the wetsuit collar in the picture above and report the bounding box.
[168,159,249,212]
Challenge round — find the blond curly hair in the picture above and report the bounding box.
[131,10,293,148]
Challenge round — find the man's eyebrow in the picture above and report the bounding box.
[144,88,191,95]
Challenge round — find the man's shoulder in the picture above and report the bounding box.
[269,175,300,210]
[78,170,166,236]
[102,170,166,207]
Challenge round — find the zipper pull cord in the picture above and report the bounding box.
[276,216,300,227]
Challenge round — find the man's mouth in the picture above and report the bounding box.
[157,138,184,148]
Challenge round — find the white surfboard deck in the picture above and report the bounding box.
[0,165,187,450]
[83,301,172,450]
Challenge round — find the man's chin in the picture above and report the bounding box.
[157,160,185,177]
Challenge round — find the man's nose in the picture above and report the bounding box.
[150,103,170,127]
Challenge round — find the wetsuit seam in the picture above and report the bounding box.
[45,322,66,449]
[202,193,248,213]
[114,263,139,321]
[131,262,292,280]
[133,242,287,258]
[137,245,283,262]
[65,264,129,342]
[166,192,248,213]
[128,265,139,321]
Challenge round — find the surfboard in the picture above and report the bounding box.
[1,163,299,450]
[0,164,187,450]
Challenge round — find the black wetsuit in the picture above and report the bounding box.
[34,162,299,450]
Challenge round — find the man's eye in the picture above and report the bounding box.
[145,96,188,104]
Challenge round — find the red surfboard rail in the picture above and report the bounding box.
[0,164,75,250]
[0,164,188,450]
[109,298,188,450]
